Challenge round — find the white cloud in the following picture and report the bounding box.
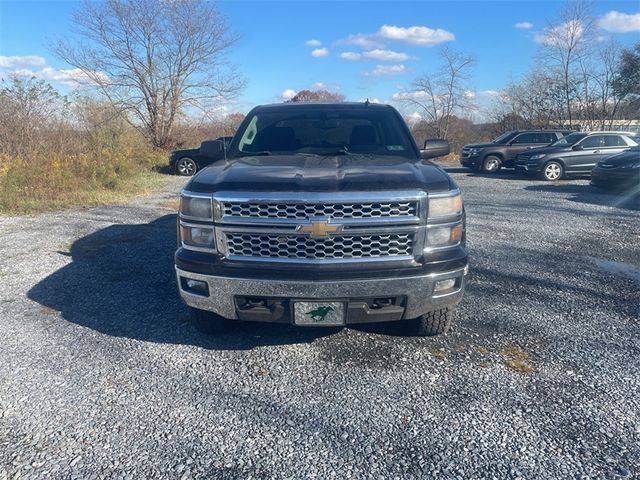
[340,49,410,62]
[478,90,501,97]
[378,24,454,46]
[535,20,583,46]
[280,89,297,101]
[8,65,108,87]
[599,11,640,32]
[464,90,476,98]
[365,49,410,61]
[311,47,329,58]
[340,52,362,61]
[515,22,534,30]
[339,33,385,49]
[0,55,46,68]
[368,64,407,76]
[338,24,453,50]
[406,112,423,124]
[391,90,430,101]
[305,39,322,47]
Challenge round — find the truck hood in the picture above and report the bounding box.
[186,154,453,193]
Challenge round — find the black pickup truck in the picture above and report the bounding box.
[169,136,232,176]
[175,102,468,336]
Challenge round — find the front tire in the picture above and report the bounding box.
[189,307,235,334]
[175,157,198,176]
[541,161,564,181]
[405,307,455,336]
[481,155,502,174]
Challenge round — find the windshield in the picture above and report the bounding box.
[551,132,587,147]
[231,108,415,158]
[492,131,516,144]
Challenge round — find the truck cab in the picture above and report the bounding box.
[175,102,468,336]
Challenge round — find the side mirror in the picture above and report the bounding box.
[200,139,224,158]
[420,139,450,160]
[572,144,584,151]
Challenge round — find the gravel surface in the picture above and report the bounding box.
[0,170,638,479]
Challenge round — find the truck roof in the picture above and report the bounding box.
[252,102,394,112]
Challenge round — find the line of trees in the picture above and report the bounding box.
[490,2,639,131]
[397,1,639,150]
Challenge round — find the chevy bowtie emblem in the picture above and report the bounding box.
[297,221,342,237]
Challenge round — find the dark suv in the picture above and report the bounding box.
[460,130,571,173]
[515,131,639,181]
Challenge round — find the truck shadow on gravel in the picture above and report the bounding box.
[27,214,333,350]
[525,184,639,211]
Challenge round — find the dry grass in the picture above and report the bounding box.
[431,350,447,361]
[159,198,181,211]
[0,148,170,215]
[500,344,536,375]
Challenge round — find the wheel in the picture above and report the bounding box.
[481,156,502,173]
[175,157,198,176]
[404,307,455,336]
[541,161,563,181]
[189,307,235,334]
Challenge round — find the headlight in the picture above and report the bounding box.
[469,148,482,156]
[426,223,463,249]
[180,224,216,252]
[621,162,640,170]
[428,192,463,219]
[180,193,212,220]
[530,153,546,161]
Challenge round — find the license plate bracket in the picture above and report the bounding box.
[293,301,346,326]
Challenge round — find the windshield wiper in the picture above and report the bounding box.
[238,151,271,157]
[321,147,351,156]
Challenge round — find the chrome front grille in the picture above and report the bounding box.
[213,191,426,263]
[225,233,414,260]
[222,200,417,220]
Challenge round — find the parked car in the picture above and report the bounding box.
[459,130,572,173]
[175,102,468,336]
[169,136,232,176]
[591,146,640,191]
[515,132,639,181]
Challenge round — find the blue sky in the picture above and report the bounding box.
[1,0,639,119]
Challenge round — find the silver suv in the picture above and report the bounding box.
[515,131,639,181]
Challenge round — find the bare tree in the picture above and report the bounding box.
[54,0,243,148]
[287,89,345,103]
[575,40,625,129]
[537,0,597,127]
[0,76,70,156]
[399,47,475,139]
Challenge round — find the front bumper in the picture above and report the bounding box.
[515,160,541,174]
[460,155,480,168]
[176,266,467,324]
[591,167,639,188]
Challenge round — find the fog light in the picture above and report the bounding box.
[434,278,456,293]
[182,277,209,295]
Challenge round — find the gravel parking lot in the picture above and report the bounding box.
[0,169,638,479]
